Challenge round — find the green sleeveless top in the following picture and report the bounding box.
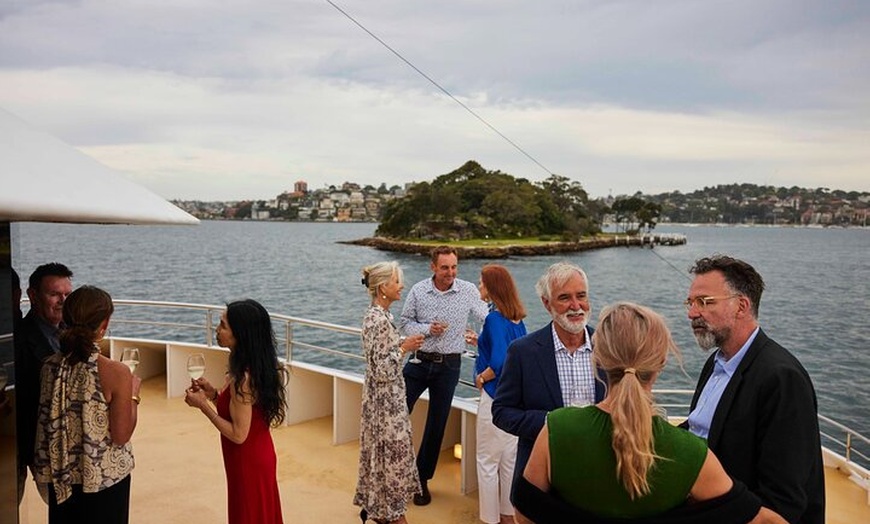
[548,406,707,518]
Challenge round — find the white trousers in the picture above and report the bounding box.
[476,390,517,523]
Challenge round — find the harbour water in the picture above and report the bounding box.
[10,221,870,436]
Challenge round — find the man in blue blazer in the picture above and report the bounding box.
[492,262,606,487]
[684,255,824,524]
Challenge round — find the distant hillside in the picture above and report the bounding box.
[636,184,868,226]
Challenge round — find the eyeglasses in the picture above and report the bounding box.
[683,294,740,311]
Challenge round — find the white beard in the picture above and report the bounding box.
[554,310,587,335]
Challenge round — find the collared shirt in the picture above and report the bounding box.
[35,315,62,355]
[400,277,489,354]
[552,324,595,408]
[688,327,760,439]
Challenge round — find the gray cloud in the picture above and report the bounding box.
[2,0,868,200]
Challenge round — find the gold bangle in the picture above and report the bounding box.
[131,395,141,405]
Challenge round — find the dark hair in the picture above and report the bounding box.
[690,255,765,317]
[225,299,287,427]
[28,262,73,291]
[59,285,114,366]
[481,264,526,322]
[430,245,458,264]
[11,267,20,289]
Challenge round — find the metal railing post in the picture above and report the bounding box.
[285,320,293,363]
[205,309,214,347]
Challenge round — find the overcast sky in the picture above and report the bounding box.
[2,0,868,201]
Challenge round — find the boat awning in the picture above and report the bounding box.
[0,107,198,225]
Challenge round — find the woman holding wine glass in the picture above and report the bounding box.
[32,285,140,524]
[183,299,287,524]
[354,261,424,524]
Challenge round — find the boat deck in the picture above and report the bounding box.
[17,374,870,524]
[19,375,479,524]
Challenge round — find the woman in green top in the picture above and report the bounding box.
[520,302,786,523]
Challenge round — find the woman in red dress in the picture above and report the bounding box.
[185,299,287,524]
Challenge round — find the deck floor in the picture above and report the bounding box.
[19,375,479,524]
[16,375,870,523]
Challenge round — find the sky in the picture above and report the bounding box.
[2,0,869,201]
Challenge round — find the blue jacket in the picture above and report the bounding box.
[491,322,606,483]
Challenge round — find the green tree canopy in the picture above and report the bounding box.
[376,160,601,240]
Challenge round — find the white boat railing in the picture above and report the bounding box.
[12,298,870,485]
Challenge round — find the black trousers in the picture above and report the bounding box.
[48,474,131,524]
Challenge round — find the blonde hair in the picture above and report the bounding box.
[591,302,680,499]
[361,261,402,300]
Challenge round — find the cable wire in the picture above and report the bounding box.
[323,0,556,176]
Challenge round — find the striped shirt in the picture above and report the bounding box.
[400,277,489,354]
[552,324,595,407]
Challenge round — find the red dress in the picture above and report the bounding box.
[217,388,284,524]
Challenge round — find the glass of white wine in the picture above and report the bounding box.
[121,348,140,374]
[463,321,480,358]
[187,353,206,380]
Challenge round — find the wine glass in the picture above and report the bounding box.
[463,321,479,358]
[407,336,422,364]
[121,348,140,374]
[187,353,206,380]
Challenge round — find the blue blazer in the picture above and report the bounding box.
[491,322,606,482]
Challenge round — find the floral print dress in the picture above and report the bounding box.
[353,305,421,521]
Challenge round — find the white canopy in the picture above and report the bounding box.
[0,108,198,225]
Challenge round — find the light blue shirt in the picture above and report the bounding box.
[399,277,488,354]
[687,327,760,438]
[552,324,595,407]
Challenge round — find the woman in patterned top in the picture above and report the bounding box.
[354,261,424,524]
[33,285,141,524]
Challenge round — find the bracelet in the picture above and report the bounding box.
[131,395,141,405]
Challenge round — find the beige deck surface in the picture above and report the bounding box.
[16,374,870,523]
[19,375,478,524]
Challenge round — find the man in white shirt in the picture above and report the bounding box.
[400,246,488,505]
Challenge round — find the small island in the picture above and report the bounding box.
[343,160,682,258]
[341,234,686,259]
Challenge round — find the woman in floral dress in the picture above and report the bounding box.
[354,261,424,524]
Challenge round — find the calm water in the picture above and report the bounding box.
[10,221,870,436]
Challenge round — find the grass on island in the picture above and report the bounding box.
[402,234,619,248]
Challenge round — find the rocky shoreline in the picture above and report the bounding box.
[339,233,687,259]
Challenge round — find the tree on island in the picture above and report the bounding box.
[611,195,662,233]
[376,160,603,241]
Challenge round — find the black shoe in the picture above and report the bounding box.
[413,481,431,506]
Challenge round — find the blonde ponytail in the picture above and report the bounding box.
[592,302,679,499]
